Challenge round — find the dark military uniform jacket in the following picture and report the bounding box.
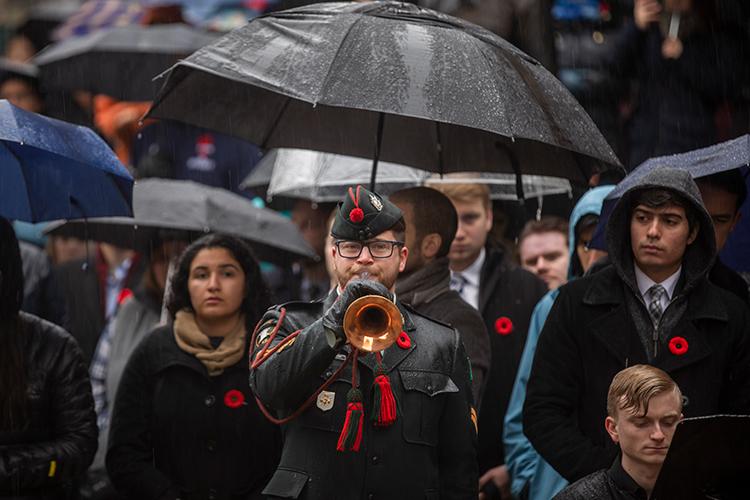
[249,291,478,500]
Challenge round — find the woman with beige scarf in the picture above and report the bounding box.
[106,234,281,500]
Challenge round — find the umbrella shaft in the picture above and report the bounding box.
[370,113,385,191]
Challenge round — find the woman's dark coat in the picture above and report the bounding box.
[0,313,98,498]
[106,325,281,500]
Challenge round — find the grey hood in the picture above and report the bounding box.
[605,167,716,295]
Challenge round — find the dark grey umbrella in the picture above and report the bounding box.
[34,23,218,101]
[241,148,572,202]
[44,178,317,264]
[0,57,39,82]
[148,1,621,185]
[591,134,750,250]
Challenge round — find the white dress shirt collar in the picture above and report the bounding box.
[634,264,681,304]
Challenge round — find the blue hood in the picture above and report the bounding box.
[567,185,614,279]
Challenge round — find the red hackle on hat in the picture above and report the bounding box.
[348,185,365,223]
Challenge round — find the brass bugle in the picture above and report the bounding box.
[343,295,403,352]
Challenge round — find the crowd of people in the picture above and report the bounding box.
[1,1,750,500]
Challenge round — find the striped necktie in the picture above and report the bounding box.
[648,284,666,324]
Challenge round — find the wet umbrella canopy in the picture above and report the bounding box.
[35,23,219,101]
[0,99,133,222]
[148,1,621,184]
[242,148,572,202]
[590,134,750,250]
[44,178,317,265]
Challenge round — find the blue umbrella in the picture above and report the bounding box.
[591,134,750,250]
[0,100,134,223]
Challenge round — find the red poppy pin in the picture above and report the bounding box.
[494,316,514,336]
[224,389,245,409]
[117,288,133,306]
[396,331,411,349]
[668,337,688,356]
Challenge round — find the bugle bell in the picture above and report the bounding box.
[343,295,403,352]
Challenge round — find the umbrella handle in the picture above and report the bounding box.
[495,143,525,202]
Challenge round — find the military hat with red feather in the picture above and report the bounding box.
[331,185,402,241]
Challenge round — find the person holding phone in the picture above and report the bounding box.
[613,0,745,168]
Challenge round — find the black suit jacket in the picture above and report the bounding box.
[476,246,547,473]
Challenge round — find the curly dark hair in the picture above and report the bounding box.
[166,234,270,330]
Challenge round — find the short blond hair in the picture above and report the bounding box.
[428,182,491,212]
[607,365,682,418]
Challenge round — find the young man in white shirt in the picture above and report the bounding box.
[431,183,547,499]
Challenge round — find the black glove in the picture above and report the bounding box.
[322,279,392,347]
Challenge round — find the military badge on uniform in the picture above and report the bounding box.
[369,193,383,211]
[255,324,274,347]
[317,390,336,411]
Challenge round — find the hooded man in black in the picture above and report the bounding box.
[523,167,750,483]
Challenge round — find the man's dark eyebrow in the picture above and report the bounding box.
[660,212,684,219]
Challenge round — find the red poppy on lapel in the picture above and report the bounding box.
[494,316,513,336]
[224,389,245,408]
[396,331,411,349]
[117,288,133,306]
[668,336,688,356]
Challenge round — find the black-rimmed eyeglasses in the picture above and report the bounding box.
[335,239,404,259]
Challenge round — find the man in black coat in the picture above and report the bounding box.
[249,185,477,500]
[695,169,749,303]
[431,183,547,498]
[390,187,490,405]
[524,168,750,483]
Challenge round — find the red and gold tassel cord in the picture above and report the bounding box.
[371,352,398,427]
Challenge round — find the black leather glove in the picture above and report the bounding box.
[322,279,392,347]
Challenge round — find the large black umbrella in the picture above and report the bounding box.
[148,1,621,185]
[44,178,317,265]
[34,23,218,101]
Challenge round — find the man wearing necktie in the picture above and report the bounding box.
[431,183,547,500]
[524,167,750,485]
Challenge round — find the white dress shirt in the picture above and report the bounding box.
[634,264,681,312]
[450,247,485,310]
